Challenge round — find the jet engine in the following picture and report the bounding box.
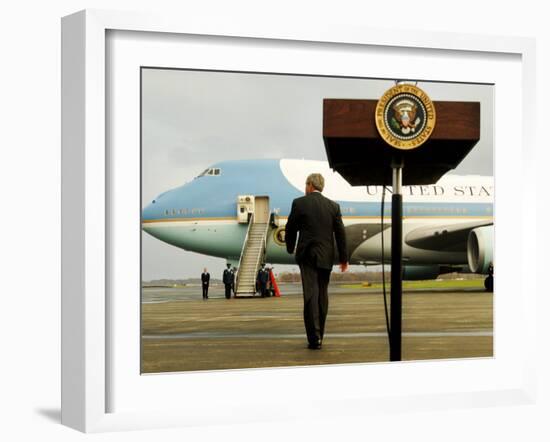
[467,226,493,274]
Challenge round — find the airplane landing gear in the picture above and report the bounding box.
[484,275,493,292]
[484,264,494,292]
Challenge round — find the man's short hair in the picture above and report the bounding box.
[306,173,325,192]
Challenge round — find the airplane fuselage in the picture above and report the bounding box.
[142,159,493,274]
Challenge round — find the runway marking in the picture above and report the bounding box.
[142,330,493,340]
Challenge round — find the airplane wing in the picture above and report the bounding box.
[405,220,493,252]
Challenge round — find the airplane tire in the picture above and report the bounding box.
[484,275,494,292]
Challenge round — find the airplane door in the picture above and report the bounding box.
[254,196,270,223]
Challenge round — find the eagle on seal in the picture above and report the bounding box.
[391,99,421,135]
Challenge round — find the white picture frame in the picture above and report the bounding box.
[61,9,537,433]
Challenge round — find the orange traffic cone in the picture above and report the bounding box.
[268,269,281,297]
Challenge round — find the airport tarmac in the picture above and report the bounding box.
[141,283,493,374]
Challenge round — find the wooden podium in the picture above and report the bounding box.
[323,99,480,186]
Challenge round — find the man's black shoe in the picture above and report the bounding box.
[307,340,322,350]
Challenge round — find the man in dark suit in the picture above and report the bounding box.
[201,268,210,300]
[285,173,348,349]
[257,263,270,297]
[223,264,233,299]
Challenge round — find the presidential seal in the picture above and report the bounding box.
[273,226,286,246]
[375,84,436,150]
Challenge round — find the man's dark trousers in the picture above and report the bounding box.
[202,283,209,299]
[224,284,232,299]
[299,263,331,343]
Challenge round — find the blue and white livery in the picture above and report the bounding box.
[142,159,494,282]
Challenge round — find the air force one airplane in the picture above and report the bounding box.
[142,159,494,293]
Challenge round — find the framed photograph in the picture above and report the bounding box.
[62,9,537,433]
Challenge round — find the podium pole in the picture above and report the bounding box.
[390,162,403,362]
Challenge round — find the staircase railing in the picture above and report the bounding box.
[254,222,270,275]
[235,213,254,292]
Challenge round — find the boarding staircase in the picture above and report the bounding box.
[235,215,269,296]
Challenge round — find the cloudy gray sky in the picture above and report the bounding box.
[141,69,493,280]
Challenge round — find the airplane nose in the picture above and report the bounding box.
[141,186,190,236]
[141,201,157,236]
[141,186,205,250]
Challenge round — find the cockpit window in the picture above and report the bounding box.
[196,167,221,178]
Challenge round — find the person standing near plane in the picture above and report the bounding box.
[223,263,233,299]
[285,173,348,350]
[201,268,210,300]
[257,263,270,297]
